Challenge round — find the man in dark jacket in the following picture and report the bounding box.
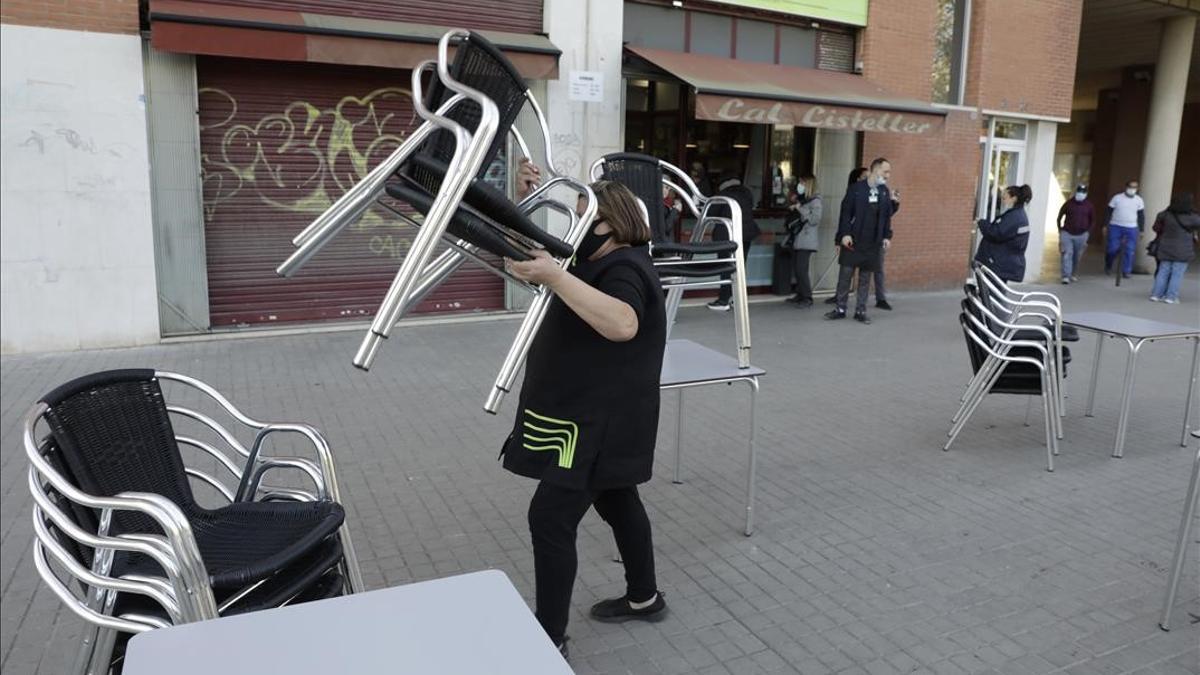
[825,158,894,324]
[708,174,761,311]
[1057,183,1094,284]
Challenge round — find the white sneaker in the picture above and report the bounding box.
[1164,298,1179,304]
[1070,275,1079,281]
[707,301,731,312]
[1061,278,1070,285]
[1149,296,1162,302]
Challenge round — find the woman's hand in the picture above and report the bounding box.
[515,158,541,201]
[506,250,564,287]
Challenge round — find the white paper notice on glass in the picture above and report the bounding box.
[568,71,604,103]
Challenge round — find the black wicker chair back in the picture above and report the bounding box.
[595,152,667,242]
[41,369,193,537]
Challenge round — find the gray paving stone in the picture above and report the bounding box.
[2,276,1198,673]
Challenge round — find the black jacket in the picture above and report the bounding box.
[975,206,1030,282]
[501,246,667,490]
[1154,209,1200,263]
[709,183,761,247]
[837,180,895,271]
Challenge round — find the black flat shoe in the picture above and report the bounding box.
[554,636,569,659]
[590,593,668,624]
[824,309,846,320]
[875,300,893,311]
[824,296,838,305]
[854,312,871,324]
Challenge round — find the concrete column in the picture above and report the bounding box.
[1135,14,1195,273]
[543,0,625,181]
[1024,120,1058,283]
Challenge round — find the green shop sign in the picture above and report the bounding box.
[708,0,868,26]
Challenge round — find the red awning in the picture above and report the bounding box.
[626,46,946,136]
[148,0,561,79]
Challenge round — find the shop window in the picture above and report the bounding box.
[690,12,733,57]
[994,120,1026,140]
[736,19,776,64]
[932,0,969,104]
[624,79,680,162]
[779,25,817,68]
[623,2,685,52]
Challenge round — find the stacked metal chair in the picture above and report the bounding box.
[589,153,751,367]
[278,30,598,413]
[25,369,363,674]
[945,265,1074,471]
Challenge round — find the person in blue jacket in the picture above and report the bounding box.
[975,185,1033,282]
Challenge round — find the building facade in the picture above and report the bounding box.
[2,0,1194,353]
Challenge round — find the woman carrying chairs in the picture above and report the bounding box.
[499,179,670,658]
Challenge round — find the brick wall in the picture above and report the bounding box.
[860,0,937,102]
[864,111,981,290]
[1,0,139,34]
[968,0,1082,119]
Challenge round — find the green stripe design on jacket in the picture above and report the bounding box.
[522,409,578,469]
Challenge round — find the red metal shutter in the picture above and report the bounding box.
[194,0,544,34]
[198,56,504,328]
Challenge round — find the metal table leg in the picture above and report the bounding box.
[1085,335,1104,417]
[1159,445,1200,631]
[673,389,684,484]
[1181,337,1199,448]
[1112,338,1146,458]
[744,377,760,537]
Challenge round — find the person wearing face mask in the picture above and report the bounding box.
[1056,183,1095,284]
[1105,179,1145,278]
[504,162,669,658]
[784,174,822,307]
[975,185,1033,282]
[825,157,894,324]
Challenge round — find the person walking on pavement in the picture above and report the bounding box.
[975,185,1033,282]
[1105,179,1145,278]
[825,158,894,324]
[1148,192,1200,304]
[784,173,822,307]
[825,168,868,306]
[1057,183,1095,284]
[708,172,761,312]
[504,162,670,658]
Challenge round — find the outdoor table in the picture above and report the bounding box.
[1064,311,1200,458]
[660,339,766,536]
[123,570,571,675]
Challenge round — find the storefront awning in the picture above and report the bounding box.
[148,0,561,80]
[626,46,946,136]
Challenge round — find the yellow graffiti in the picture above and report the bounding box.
[198,87,411,227]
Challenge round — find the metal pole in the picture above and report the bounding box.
[1159,445,1200,631]
[1181,337,1199,447]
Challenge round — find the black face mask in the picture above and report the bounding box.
[575,222,612,261]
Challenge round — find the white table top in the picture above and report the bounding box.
[1064,311,1200,340]
[660,339,765,387]
[123,570,572,675]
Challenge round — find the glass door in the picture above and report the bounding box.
[986,142,1024,221]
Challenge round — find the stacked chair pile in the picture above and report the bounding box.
[946,263,1079,471]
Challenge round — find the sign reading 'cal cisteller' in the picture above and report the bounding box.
[696,94,945,136]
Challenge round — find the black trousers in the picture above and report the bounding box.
[835,264,872,313]
[716,245,750,303]
[528,482,657,643]
[872,247,888,303]
[791,249,813,301]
